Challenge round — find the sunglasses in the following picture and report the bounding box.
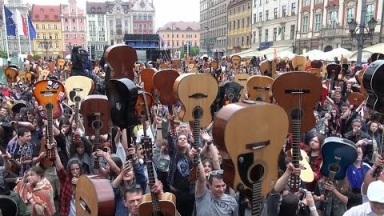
[208,169,224,178]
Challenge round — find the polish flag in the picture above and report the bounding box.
[15,9,28,36]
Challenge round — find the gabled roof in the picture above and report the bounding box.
[31,5,61,22]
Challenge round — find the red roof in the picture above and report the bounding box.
[31,5,61,22]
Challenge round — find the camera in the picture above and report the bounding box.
[366,140,373,145]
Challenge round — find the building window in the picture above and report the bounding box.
[303,16,309,33]
[259,12,262,22]
[315,14,322,31]
[253,14,257,23]
[346,8,354,27]
[280,26,285,40]
[36,24,39,29]
[265,10,269,20]
[274,8,278,19]
[55,34,58,39]
[303,0,310,6]
[54,24,57,29]
[328,10,338,28]
[265,29,268,42]
[366,4,374,24]
[273,27,277,41]
[42,24,46,29]
[290,25,295,40]
[282,5,286,17]
[291,3,296,16]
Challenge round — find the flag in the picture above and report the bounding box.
[15,9,28,36]
[27,15,36,39]
[4,5,16,36]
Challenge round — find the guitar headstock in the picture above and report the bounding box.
[105,44,137,80]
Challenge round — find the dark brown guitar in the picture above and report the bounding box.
[272,72,320,192]
[105,44,136,80]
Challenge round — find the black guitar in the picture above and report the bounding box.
[223,81,242,105]
[363,59,384,113]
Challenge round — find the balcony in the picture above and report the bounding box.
[253,15,297,27]
[319,27,347,38]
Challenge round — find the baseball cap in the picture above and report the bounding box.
[367,180,384,203]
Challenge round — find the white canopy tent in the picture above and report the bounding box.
[324,48,352,61]
[348,43,384,62]
[304,49,327,60]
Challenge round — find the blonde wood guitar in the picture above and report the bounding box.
[213,100,289,215]
[246,75,274,102]
[65,76,95,106]
[286,149,315,183]
[234,73,250,99]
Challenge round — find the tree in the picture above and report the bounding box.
[190,46,200,56]
[0,50,7,58]
[32,53,41,61]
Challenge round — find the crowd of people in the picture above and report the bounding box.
[0,52,384,216]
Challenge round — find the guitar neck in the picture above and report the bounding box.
[324,170,337,198]
[93,114,101,169]
[251,182,262,216]
[47,106,54,145]
[146,159,161,213]
[192,117,201,164]
[290,119,302,192]
[168,105,176,137]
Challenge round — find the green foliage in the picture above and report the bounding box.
[180,46,200,57]
[32,53,41,61]
[0,50,8,58]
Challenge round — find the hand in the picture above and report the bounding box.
[1,151,11,160]
[26,192,33,200]
[356,139,367,147]
[323,181,335,193]
[286,163,301,176]
[122,161,132,174]
[71,177,78,185]
[151,179,163,194]
[39,151,46,159]
[200,130,212,142]
[93,149,106,158]
[373,155,384,170]
[306,192,315,207]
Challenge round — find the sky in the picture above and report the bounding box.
[22,0,200,30]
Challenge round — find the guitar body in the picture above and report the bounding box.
[75,175,115,216]
[0,195,18,216]
[246,75,273,102]
[326,63,342,80]
[140,68,157,94]
[259,60,274,76]
[347,92,365,107]
[272,72,321,132]
[65,76,95,106]
[213,101,288,198]
[363,60,384,113]
[286,149,315,182]
[320,137,357,180]
[306,68,322,78]
[174,73,218,127]
[139,193,177,216]
[57,58,66,70]
[106,78,139,128]
[32,80,65,119]
[291,55,307,71]
[38,69,50,81]
[233,73,250,99]
[4,66,19,83]
[231,55,241,70]
[153,69,180,105]
[105,44,136,80]
[223,81,242,104]
[80,95,110,135]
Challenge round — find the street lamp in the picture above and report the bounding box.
[348,0,377,66]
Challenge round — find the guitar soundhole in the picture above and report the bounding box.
[249,164,265,182]
[329,163,340,173]
[45,103,53,110]
[91,120,103,130]
[291,108,303,120]
[69,91,77,101]
[255,97,263,101]
[192,106,203,120]
[74,95,81,102]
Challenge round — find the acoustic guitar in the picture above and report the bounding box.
[32,80,65,119]
[18,71,34,85]
[222,82,242,105]
[363,59,384,113]
[272,72,320,191]
[212,100,289,215]
[38,69,50,81]
[140,68,157,95]
[4,66,19,83]
[326,63,342,90]
[0,194,18,216]
[80,95,110,136]
[174,73,218,181]
[138,112,177,216]
[259,60,277,77]
[291,55,307,71]
[320,137,357,180]
[57,58,66,70]
[75,174,115,216]
[246,75,274,102]
[347,92,365,108]
[105,44,136,80]
[64,76,95,106]
[106,78,139,129]
[234,73,250,99]
[153,69,180,137]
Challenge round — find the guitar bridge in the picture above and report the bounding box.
[284,89,310,94]
[246,140,270,150]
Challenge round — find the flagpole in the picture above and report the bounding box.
[26,15,32,54]
[2,6,10,59]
